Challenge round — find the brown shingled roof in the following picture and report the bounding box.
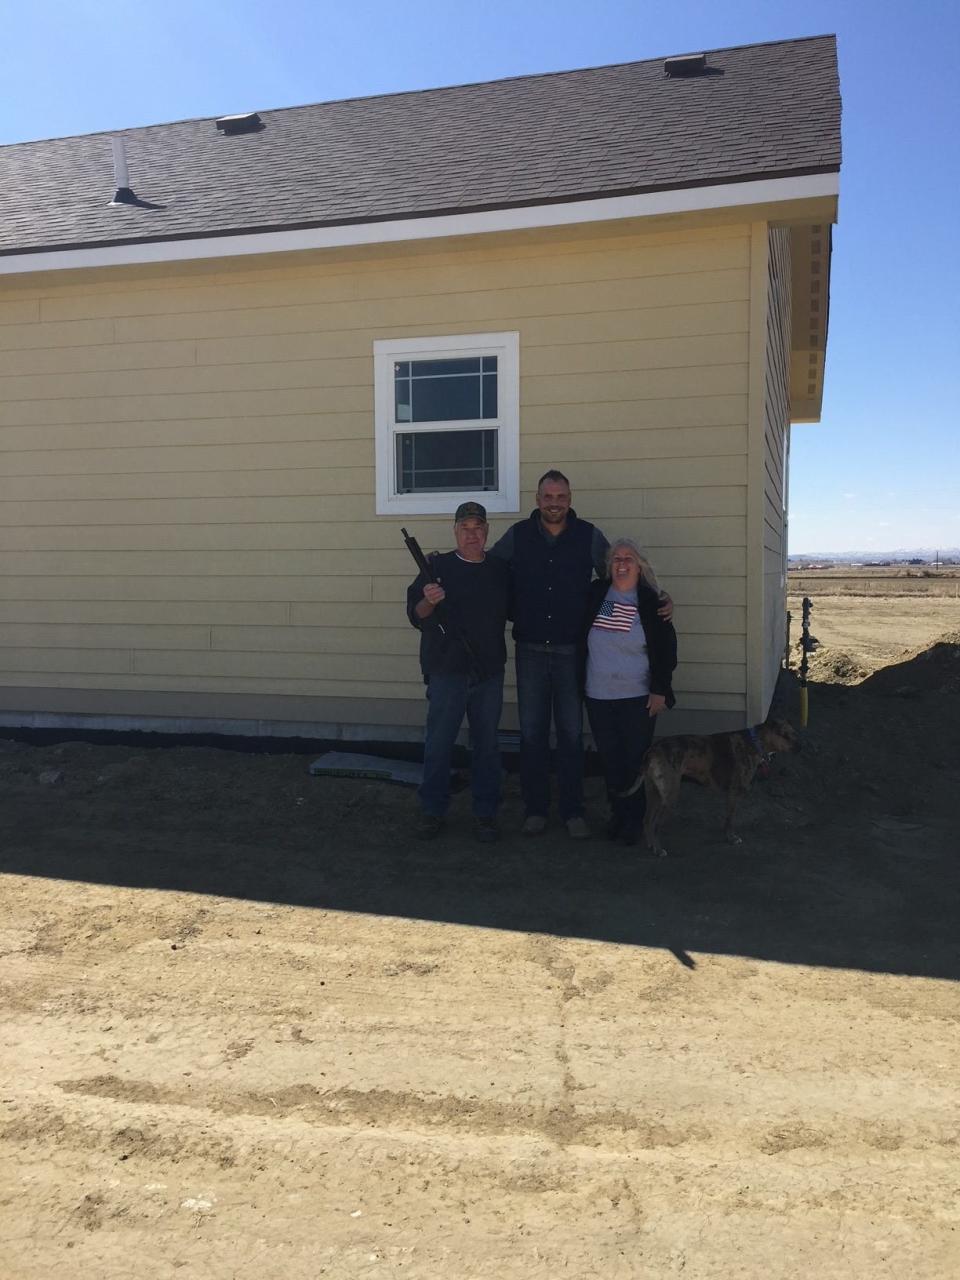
[0,34,840,256]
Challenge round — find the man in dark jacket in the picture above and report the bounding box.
[406,502,510,842]
[491,470,671,838]
[489,471,608,837]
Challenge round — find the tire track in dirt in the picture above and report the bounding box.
[51,1072,702,1150]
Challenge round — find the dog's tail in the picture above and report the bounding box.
[617,747,654,798]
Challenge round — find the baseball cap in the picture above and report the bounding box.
[454,501,488,523]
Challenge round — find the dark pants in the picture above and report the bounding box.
[419,673,504,819]
[515,644,583,820]
[585,696,657,832]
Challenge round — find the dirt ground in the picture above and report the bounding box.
[787,592,960,678]
[2,595,960,1278]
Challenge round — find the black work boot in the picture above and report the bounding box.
[605,794,626,841]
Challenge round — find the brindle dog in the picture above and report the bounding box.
[620,718,801,857]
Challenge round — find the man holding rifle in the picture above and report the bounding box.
[405,502,510,843]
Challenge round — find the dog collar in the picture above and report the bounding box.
[744,726,774,778]
[744,727,766,757]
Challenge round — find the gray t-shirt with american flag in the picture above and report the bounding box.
[585,587,651,700]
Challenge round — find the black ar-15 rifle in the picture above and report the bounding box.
[401,527,481,674]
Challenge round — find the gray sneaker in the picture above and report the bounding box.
[521,814,548,836]
[565,816,590,840]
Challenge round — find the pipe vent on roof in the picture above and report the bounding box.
[215,112,263,135]
[664,53,707,78]
[107,137,137,206]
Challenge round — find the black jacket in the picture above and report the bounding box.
[578,578,678,705]
[406,551,510,681]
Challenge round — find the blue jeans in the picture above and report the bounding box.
[419,673,504,819]
[515,644,583,820]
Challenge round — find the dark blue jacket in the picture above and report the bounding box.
[493,510,601,646]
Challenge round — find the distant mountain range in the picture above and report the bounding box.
[789,548,960,564]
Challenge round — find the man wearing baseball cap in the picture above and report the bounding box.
[406,502,511,842]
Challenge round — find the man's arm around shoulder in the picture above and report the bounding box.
[488,526,515,563]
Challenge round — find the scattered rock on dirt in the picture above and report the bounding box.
[95,757,150,786]
[807,648,868,684]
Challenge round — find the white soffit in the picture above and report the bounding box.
[0,173,839,275]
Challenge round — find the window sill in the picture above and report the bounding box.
[376,491,518,517]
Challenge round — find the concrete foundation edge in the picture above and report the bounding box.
[0,706,746,744]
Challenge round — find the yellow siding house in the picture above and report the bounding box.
[0,37,840,741]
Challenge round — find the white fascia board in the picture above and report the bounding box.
[0,173,839,276]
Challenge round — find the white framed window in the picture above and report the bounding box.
[373,331,519,516]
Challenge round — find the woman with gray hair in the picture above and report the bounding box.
[578,538,677,845]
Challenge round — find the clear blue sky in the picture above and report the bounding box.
[2,1,958,554]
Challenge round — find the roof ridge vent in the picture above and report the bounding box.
[664,52,707,78]
[215,112,263,136]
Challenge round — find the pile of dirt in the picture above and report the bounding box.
[805,647,869,684]
[860,630,960,696]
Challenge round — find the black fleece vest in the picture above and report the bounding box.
[510,513,596,645]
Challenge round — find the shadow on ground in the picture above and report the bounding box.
[1,672,958,982]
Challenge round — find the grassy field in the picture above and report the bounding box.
[789,566,960,597]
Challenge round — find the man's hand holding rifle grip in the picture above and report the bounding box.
[416,581,446,618]
[402,526,447,624]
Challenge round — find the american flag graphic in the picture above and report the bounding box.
[592,600,638,632]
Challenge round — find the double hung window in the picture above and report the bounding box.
[374,332,519,515]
